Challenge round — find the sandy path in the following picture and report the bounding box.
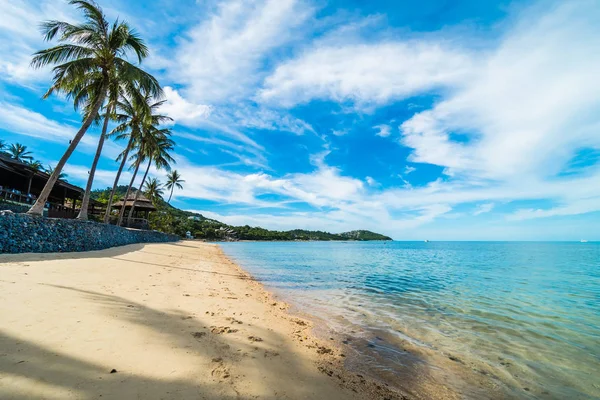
[0,241,402,400]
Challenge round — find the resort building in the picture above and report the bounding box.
[0,152,103,218]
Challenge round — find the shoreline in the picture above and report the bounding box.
[0,241,404,399]
[219,242,512,400]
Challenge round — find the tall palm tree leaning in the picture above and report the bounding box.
[9,143,33,162]
[165,170,184,203]
[76,72,160,220]
[26,0,160,216]
[121,126,175,226]
[144,177,164,204]
[103,93,170,223]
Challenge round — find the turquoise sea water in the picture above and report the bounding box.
[220,241,600,399]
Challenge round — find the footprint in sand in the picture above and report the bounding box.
[317,346,333,355]
[210,326,238,334]
[211,358,231,380]
[248,336,263,342]
[263,350,279,358]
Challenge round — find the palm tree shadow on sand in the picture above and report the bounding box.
[0,284,339,399]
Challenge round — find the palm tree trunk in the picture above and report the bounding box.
[127,159,151,223]
[168,186,174,203]
[77,104,113,221]
[27,85,107,216]
[103,134,135,223]
[117,156,142,227]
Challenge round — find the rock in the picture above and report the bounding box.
[110,369,117,374]
[0,213,179,254]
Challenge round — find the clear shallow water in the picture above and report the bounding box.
[220,241,600,399]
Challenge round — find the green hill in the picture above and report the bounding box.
[91,187,392,241]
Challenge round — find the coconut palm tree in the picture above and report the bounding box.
[103,93,171,223]
[165,170,184,203]
[28,160,44,171]
[0,139,6,152]
[26,0,160,216]
[144,177,164,203]
[46,165,69,181]
[125,128,175,225]
[9,143,33,162]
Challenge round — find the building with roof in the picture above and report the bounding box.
[0,152,103,218]
[111,190,156,229]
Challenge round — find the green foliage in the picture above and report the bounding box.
[91,185,129,204]
[144,177,164,203]
[8,143,33,162]
[142,199,392,241]
[165,169,184,203]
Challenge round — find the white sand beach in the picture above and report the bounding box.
[0,241,404,400]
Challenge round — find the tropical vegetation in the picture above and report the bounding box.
[8,143,33,163]
[90,185,392,241]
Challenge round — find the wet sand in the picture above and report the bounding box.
[0,241,405,400]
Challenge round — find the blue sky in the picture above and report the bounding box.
[1,0,599,240]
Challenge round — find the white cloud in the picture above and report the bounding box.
[473,203,494,216]
[175,131,267,169]
[170,0,313,105]
[259,41,472,107]
[365,176,377,186]
[162,86,213,125]
[374,124,391,137]
[404,166,416,174]
[394,0,600,223]
[232,106,314,135]
[400,1,600,181]
[508,197,600,221]
[0,1,76,86]
[63,165,133,189]
[0,101,126,161]
[331,129,349,137]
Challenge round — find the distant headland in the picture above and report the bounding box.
[92,186,393,242]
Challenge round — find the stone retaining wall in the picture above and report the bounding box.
[0,213,179,254]
[0,200,33,215]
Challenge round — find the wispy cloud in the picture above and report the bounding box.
[400,1,600,180]
[168,0,314,105]
[473,203,494,216]
[259,40,472,108]
[0,0,76,86]
[374,124,391,137]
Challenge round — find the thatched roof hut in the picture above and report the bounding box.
[113,191,156,212]
[111,191,156,229]
[112,190,156,212]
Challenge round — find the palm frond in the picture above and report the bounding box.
[31,45,95,69]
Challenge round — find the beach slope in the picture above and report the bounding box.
[0,241,399,400]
